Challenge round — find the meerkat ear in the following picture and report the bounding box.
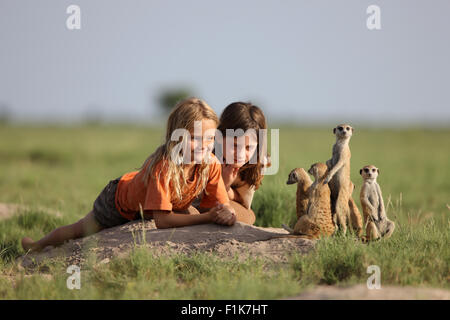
[377,168,380,174]
[359,169,362,175]
[352,127,354,133]
[333,128,336,134]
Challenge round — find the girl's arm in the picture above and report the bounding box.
[150,210,212,229]
[222,165,255,208]
[227,187,240,202]
[231,183,255,210]
[150,203,235,229]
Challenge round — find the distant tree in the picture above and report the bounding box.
[158,88,194,114]
[82,105,103,126]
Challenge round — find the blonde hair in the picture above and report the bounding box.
[141,97,219,201]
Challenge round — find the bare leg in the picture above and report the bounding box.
[22,210,104,252]
[229,200,256,225]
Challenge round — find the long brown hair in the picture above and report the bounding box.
[140,97,219,201]
[216,102,269,189]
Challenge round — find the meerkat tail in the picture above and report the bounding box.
[281,224,294,234]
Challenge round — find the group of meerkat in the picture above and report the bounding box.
[281,124,395,242]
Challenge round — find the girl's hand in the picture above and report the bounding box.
[222,164,240,190]
[207,204,223,223]
[208,203,236,226]
[216,203,236,226]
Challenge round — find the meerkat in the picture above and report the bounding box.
[275,163,335,240]
[359,165,395,241]
[286,168,313,219]
[324,124,363,235]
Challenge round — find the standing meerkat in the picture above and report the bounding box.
[276,163,335,240]
[324,124,363,235]
[360,165,395,241]
[286,168,313,219]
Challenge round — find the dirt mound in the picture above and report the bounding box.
[18,221,315,269]
[286,284,450,300]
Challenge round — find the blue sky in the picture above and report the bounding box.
[0,0,449,126]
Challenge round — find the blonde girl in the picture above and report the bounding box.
[22,98,236,252]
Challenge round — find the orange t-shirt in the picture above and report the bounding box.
[114,154,229,220]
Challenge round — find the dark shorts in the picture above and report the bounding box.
[92,177,131,228]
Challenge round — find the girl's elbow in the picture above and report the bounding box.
[154,220,168,229]
[153,213,171,229]
[155,218,172,229]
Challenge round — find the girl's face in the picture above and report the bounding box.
[222,131,258,167]
[189,119,217,163]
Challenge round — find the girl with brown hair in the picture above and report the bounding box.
[193,102,270,225]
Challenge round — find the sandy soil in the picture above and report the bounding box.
[286,284,450,300]
[17,220,315,269]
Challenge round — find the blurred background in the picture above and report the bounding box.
[0,0,449,127]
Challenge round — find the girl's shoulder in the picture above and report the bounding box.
[139,157,168,182]
[208,152,221,164]
[201,153,223,181]
[206,152,222,168]
[231,174,253,190]
[232,176,256,209]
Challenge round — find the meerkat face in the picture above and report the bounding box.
[286,169,299,184]
[286,168,299,184]
[333,124,353,139]
[286,168,308,184]
[360,165,379,180]
[308,163,328,180]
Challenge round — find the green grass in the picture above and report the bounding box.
[0,124,449,299]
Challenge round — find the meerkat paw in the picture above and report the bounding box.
[360,236,369,243]
[381,221,395,239]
